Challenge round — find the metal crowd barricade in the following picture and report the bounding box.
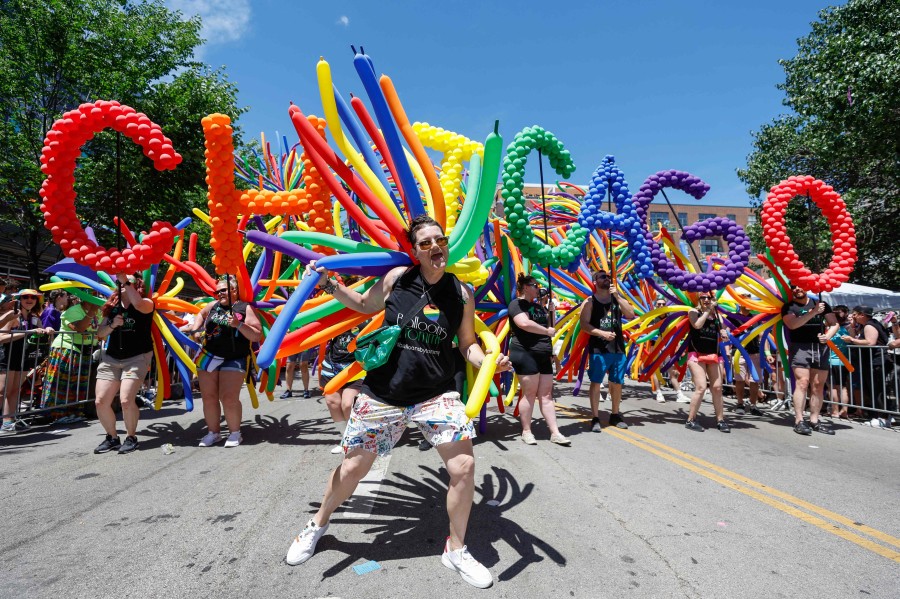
[827,345,899,424]
[0,329,99,426]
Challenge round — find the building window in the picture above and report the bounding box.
[700,240,720,254]
[650,211,669,229]
[747,215,757,226]
[698,212,716,221]
[677,212,688,227]
[726,213,737,222]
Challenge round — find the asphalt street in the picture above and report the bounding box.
[1,379,898,599]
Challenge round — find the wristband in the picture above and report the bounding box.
[320,279,338,294]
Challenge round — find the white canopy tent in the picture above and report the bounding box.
[819,282,900,312]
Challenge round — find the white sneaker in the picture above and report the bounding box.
[198,431,222,447]
[521,431,537,445]
[549,432,571,446]
[676,392,691,403]
[656,390,666,403]
[330,444,343,454]
[224,431,242,447]
[441,538,493,588]
[286,519,329,566]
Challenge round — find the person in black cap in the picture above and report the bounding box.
[781,283,839,435]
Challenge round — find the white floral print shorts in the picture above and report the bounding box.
[342,391,475,456]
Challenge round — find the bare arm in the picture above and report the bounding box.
[783,301,824,330]
[309,261,398,315]
[234,306,262,343]
[688,308,712,330]
[458,286,511,371]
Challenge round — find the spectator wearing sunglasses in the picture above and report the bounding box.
[294,215,511,588]
[191,277,262,448]
[508,273,569,446]
[580,269,635,432]
[684,293,730,432]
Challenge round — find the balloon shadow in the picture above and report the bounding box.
[307,464,566,581]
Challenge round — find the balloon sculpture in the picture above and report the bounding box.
[37,49,858,422]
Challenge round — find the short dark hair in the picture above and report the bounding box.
[406,215,443,245]
[834,304,849,313]
[516,272,538,294]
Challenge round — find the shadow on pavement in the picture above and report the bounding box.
[309,465,566,581]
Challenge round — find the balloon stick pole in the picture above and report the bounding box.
[115,131,123,351]
[226,273,236,352]
[537,149,552,316]
[659,188,706,274]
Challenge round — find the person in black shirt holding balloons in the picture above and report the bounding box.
[781,283,839,435]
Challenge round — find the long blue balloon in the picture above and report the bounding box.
[53,271,112,296]
[352,50,425,217]
[256,271,320,369]
[333,85,399,208]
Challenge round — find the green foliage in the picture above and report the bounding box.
[738,0,900,289]
[0,0,245,282]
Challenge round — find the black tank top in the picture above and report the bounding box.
[688,312,720,355]
[106,304,155,359]
[587,296,625,354]
[203,302,251,360]
[362,267,465,407]
[1,312,41,368]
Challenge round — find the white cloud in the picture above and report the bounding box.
[337,15,350,26]
[167,0,251,45]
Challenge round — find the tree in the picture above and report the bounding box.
[738,0,900,290]
[0,0,246,284]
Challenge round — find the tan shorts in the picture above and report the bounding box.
[97,351,153,382]
[735,353,761,382]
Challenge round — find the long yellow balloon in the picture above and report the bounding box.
[465,318,501,419]
[153,313,197,375]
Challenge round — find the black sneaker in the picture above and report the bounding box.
[810,421,835,435]
[685,420,704,432]
[609,413,629,429]
[793,421,812,436]
[94,434,121,454]
[734,404,746,416]
[280,390,293,399]
[748,405,765,416]
[716,420,731,433]
[590,417,602,433]
[303,390,311,399]
[117,435,139,454]
[418,439,433,451]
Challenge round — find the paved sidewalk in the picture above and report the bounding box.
[1,380,898,598]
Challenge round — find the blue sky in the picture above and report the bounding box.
[168,0,837,208]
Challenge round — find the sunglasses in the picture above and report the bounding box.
[699,296,712,300]
[415,236,449,251]
[595,274,610,280]
[20,295,38,300]
[215,289,230,296]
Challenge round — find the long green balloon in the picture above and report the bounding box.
[448,121,503,264]
[280,231,391,255]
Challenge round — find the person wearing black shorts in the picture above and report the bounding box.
[781,283,839,435]
[508,273,569,446]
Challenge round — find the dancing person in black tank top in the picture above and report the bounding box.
[507,273,569,446]
[192,277,262,448]
[93,274,156,454]
[289,215,511,589]
[684,293,730,433]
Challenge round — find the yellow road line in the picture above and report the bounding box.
[555,405,900,563]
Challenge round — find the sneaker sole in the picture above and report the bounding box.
[441,553,493,589]
[94,446,119,454]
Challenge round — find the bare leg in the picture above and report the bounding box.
[535,374,559,435]
[687,361,708,421]
[95,378,122,437]
[217,370,245,433]
[436,440,476,551]
[118,377,143,437]
[792,367,811,424]
[1,371,22,422]
[609,381,623,415]
[517,374,539,433]
[300,360,310,393]
[707,363,725,421]
[313,449,377,526]
[589,382,602,418]
[808,368,828,425]
[198,370,221,432]
[285,362,295,392]
[340,388,358,421]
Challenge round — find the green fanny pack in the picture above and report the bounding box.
[354,293,432,370]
